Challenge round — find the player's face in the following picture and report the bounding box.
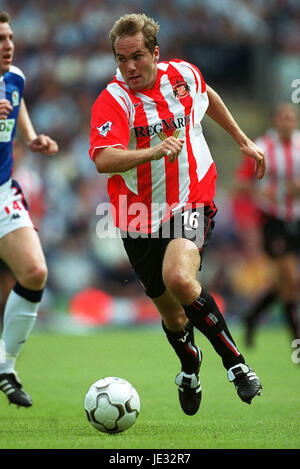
[0,22,14,75]
[115,32,159,90]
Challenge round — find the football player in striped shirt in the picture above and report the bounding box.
[236,103,300,347]
[90,13,265,415]
[0,12,58,407]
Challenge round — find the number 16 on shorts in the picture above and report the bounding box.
[180,206,205,249]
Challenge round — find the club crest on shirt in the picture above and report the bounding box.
[97,121,112,137]
[12,90,20,106]
[172,79,190,99]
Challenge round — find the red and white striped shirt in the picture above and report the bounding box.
[90,59,217,232]
[237,130,300,222]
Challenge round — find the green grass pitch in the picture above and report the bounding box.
[0,325,299,449]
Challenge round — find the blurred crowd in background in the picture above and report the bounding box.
[0,0,299,328]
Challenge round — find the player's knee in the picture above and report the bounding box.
[163,268,187,292]
[163,269,195,304]
[20,262,48,290]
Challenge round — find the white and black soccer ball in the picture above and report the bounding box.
[84,377,140,434]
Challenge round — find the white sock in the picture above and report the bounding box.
[0,289,39,374]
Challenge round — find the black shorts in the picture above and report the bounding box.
[261,213,300,258]
[121,203,217,298]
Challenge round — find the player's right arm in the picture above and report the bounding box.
[94,137,184,173]
[90,90,184,174]
[94,146,155,173]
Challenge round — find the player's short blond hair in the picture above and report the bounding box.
[109,13,160,55]
[0,11,10,23]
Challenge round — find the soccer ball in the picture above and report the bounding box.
[84,376,140,434]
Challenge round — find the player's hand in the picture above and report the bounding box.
[0,99,13,119]
[28,134,59,155]
[240,139,266,180]
[152,137,185,163]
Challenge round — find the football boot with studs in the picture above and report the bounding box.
[227,363,262,404]
[0,372,32,408]
[175,346,202,415]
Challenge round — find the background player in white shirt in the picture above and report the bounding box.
[0,11,58,407]
[90,13,266,415]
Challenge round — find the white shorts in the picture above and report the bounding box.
[0,179,35,240]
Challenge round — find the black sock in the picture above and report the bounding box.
[162,321,199,374]
[284,301,300,340]
[183,287,245,370]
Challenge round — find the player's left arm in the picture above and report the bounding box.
[17,98,58,155]
[205,85,266,180]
